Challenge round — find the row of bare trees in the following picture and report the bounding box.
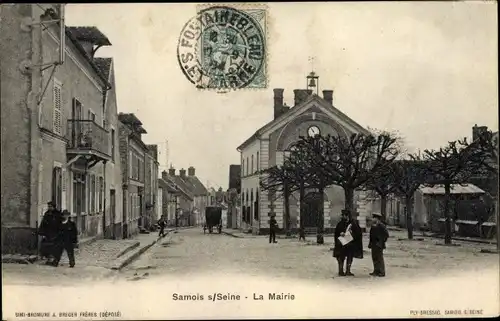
[260,129,497,245]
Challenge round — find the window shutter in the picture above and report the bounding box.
[61,167,67,192]
[53,82,62,135]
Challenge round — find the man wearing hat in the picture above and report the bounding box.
[52,210,78,267]
[368,212,389,277]
[333,210,363,276]
[269,214,278,244]
[38,201,62,265]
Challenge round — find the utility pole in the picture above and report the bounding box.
[165,139,169,170]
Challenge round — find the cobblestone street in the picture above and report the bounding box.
[3,228,499,319]
[121,228,499,282]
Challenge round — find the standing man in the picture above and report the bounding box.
[38,201,62,265]
[52,210,78,268]
[333,211,363,276]
[269,214,278,244]
[369,212,389,277]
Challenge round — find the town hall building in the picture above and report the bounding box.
[237,80,371,235]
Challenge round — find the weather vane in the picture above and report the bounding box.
[306,56,319,95]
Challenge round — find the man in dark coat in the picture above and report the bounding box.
[38,201,62,264]
[52,210,78,267]
[369,212,389,277]
[333,211,363,276]
[269,215,278,244]
[158,215,167,237]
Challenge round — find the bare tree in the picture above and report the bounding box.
[259,150,316,236]
[362,129,405,221]
[392,156,430,240]
[422,130,496,245]
[295,133,399,219]
[363,160,399,221]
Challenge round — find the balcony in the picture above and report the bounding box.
[66,120,111,165]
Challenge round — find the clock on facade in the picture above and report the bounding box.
[307,125,320,137]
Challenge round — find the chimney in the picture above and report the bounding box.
[179,168,186,178]
[322,90,333,105]
[273,88,284,119]
[293,89,312,106]
[188,166,195,176]
[472,124,488,141]
[168,167,176,176]
[162,170,168,180]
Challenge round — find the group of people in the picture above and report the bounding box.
[333,211,389,277]
[38,201,78,267]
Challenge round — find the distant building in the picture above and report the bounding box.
[118,113,149,238]
[184,166,209,226]
[145,144,160,230]
[236,85,370,235]
[208,187,217,206]
[228,165,241,193]
[1,5,123,253]
[166,167,194,226]
[159,172,183,226]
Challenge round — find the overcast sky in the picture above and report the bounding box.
[66,2,498,189]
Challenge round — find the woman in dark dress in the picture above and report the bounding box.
[333,211,363,276]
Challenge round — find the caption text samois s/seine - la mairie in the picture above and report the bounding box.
[172,292,295,301]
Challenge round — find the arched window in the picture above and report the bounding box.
[246,157,249,176]
[251,155,254,174]
[284,143,298,160]
[242,159,245,176]
[250,189,254,203]
[256,152,259,171]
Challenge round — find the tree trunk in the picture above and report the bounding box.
[299,183,305,229]
[405,196,414,240]
[317,187,325,244]
[284,181,291,236]
[443,183,452,245]
[380,194,388,223]
[344,188,355,218]
[497,203,499,253]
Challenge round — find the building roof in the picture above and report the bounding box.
[94,58,112,80]
[170,175,195,200]
[64,27,111,88]
[158,178,178,194]
[419,184,485,195]
[66,26,112,46]
[236,93,370,151]
[185,176,209,196]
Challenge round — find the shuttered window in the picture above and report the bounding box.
[53,81,62,135]
[52,167,62,209]
[99,177,104,211]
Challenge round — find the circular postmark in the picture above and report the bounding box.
[177,6,266,91]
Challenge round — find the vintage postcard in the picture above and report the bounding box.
[1,2,498,320]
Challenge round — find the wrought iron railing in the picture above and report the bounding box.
[67,119,111,157]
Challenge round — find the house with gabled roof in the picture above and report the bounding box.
[1,4,126,253]
[236,82,370,235]
[184,166,209,226]
[164,167,194,226]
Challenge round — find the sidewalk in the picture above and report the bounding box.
[3,228,186,269]
[2,227,194,286]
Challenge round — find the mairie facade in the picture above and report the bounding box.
[237,88,370,234]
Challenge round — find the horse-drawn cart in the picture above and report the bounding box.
[204,206,222,234]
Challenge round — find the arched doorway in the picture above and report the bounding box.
[301,192,324,228]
